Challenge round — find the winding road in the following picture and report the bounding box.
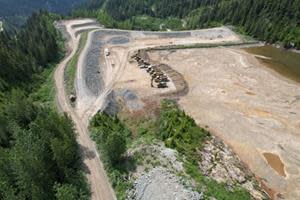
[54,18,248,200]
[54,19,116,200]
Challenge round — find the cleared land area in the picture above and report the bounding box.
[147,48,300,199]
[74,26,241,124]
[55,18,300,200]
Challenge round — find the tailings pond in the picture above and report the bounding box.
[244,45,300,83]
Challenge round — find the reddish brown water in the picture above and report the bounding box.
[263,152,286,177]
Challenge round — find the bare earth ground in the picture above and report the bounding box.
[54,19,116,200]
[147,48,300,199]
[55,18,300,200]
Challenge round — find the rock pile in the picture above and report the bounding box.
[126,138,267,200]
[199,136,268,199]
[127,167,202,200]
[127,143,202,200]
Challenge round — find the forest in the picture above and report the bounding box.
[0,0,85,30]
[0,12,89,200]
[73,0,300,49]
[0,0,85,17]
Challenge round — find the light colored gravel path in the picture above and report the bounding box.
[54,19,116,200]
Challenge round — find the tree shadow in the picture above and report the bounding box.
[113,155,137,175]
[79,144,96,160]
[78,144,97,174]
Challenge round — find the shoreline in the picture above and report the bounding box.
[243,46,300,85]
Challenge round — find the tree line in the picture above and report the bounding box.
[73,0,300,49]
[0,11,89,199]
[0,0,85,17]
[0,11,60,91]
[0,0,86,32]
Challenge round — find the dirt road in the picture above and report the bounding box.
[54,19,116,200]
[55,19,252,200]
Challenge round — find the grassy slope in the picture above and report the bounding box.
[31,67,56,109]
[65,31,88,99]
[90,100,252,200]
[30,37,66,109]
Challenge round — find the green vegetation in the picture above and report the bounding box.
[148,41,258,51]
[31,67,56,109]
[90,113,132,199]
[157,100,252,199]
[184,162,251,200]
[0,0,84,16]
[121,16,183,31]
[0,11,90,199]
[90,100,252,199]
[65,32,88,98]
[73,10,184,31]
[158,100,209,162]
[73,0,300,49]
[0,0,85,31]
[0,11,61,91]
[159,100,251,200]
[0,96,90,200]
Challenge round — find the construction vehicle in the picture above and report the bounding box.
[104,48,110,56]
[158,81,167,88]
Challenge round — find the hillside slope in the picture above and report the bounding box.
[0,0,85,16]
[74,0,300,49]
[0,0,86,29]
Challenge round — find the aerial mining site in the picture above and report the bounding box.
[54,19,300,200]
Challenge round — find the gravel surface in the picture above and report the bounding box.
[107,36,130,45]
[84,31,104,95]
[83,30,131,95]
[142,31,191,38]
[190,27,234,39]
[55,19,116,200]
[148,47,300,199]
[71,20,99,29]
[126,142,201,200]
[199,136,268,199]
[54,21,71,41]
[128,167,202,200]
[83,26,237,97]
[116,89,144,111]
[57,19,245,200]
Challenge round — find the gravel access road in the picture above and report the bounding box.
[54,19,116,200]
[55,19,244,200]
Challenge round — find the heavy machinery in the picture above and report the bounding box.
[104,48,110,56]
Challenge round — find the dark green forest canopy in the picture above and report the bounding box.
[0,92,89,200]
[0,12,89,199]
[0,0,86,29]
[0,0,85,16]
[0,11,61,91]
[74,0,300,49]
